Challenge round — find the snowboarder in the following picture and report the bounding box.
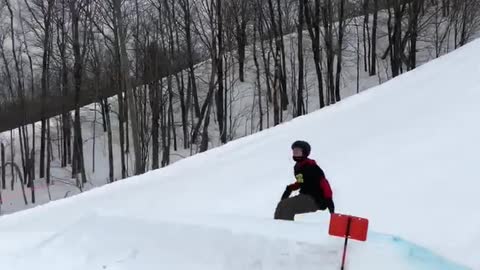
[274,140,335,220]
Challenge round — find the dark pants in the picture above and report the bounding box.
[274,194,319,220]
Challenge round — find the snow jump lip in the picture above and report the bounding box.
[0,213,470,270]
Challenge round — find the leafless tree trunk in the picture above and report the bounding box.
[200,100,212,152]
[167,80,175,160]
[1,143,5,190]
[5,0,27,183]
[384,1,406,78]
[180,0,201,118]
[70,0,88,186]
[29,0,54,180]
[334,0,345,102]
[146,40,160,170]
[363,0,370,73]
[198,59,216,153]
[407,0,423,70]
[303,0,325,108]
[322,0,335,104]
[232,0,249,82]
[113,0,144,175]
[3,162,28,205]
[275,0,288,111]
[171,2,189,149]
[356,19,361,93]
[296,0,305,117]
[215,0,227,144]
[56,0,72,168]
[252,14,263,131]
[370,0,378,76]
[117,93,127,177]
[18,10,36,183]
[160,80,168,166]
[46,119,51,187]
[20,0,44,182]
[258,2,272,106]
[10,131,14,191]
[266,0,288,112]
[102,98,114,182]
[191,0,218,151]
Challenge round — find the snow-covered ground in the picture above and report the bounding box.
[1,34,479,269]
[2,10,475,216]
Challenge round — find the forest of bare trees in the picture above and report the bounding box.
[0,0,479,211]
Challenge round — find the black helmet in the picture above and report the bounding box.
[291,140,311,157]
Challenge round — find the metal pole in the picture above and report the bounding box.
[341,216,352,270]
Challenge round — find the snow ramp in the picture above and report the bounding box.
[0,213,470,270]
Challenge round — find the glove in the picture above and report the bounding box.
[281,186,292,200]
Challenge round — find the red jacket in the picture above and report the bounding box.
[287,158,334,212]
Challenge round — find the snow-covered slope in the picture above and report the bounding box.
[1,10,477,217]
[1,37,480,269]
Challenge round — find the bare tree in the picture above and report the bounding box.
[334,0,346,102]
[267,0,288,112]
[1,143,5,190]
[113,0,144,175]
[191,0,218,151]
[322,0,335,104]
[363,0,370,73]
[55,0,72,168]
[179,0,201,118]
[4,0,32,188]
[229,0,250,83]
[70,0,90,186]
[296,0,305,117]
[303,0,325,108]
[252,13,263,131]
[24,0,55,180]
[370,0,378,76]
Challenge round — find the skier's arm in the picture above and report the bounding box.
[287,182,300,191]
[281,174,304,201]
[312,164,334,213]
[326,198,335,214]
[281,182,299,200]
[312,164,326,179]
[285,164,321,193]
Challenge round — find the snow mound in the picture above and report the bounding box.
[0,212,469,270]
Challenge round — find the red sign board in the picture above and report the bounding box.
[329,213,369,241]
[328,213,369,270]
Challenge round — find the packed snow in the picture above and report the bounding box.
[1,32,480,270]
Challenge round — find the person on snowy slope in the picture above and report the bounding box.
[274,140,335,220]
